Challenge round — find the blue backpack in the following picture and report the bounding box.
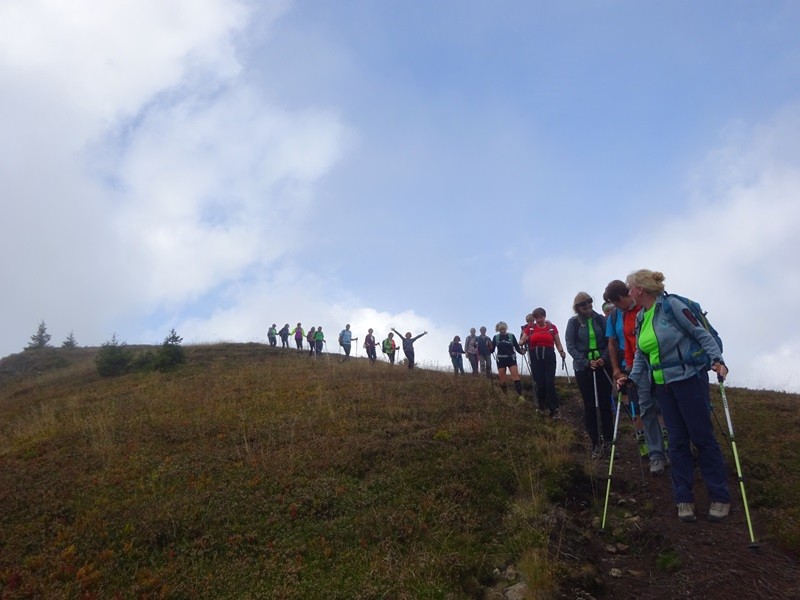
[661,292,723,367]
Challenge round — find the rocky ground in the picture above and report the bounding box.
[548,386,800,600]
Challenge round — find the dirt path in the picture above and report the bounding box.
[557,388,800,600]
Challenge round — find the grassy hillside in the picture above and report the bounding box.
[0,345,582,598]
[1,344,798,599]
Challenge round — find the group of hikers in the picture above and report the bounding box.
[267,268,731,524]
[469,268,730,525]
[267,322,429,367]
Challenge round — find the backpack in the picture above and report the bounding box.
[661,292,723,354]
[492,333,516,356]
[382,338,394,354]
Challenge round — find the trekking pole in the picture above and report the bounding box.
[625,393,647,485]
[718,380,758,549]
[562,357,572,385]
[601,392,625,530]
[592,369,605,445]
[602,369,636,426]
[523,352,539,407]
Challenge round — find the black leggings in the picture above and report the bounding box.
[529,346,558,413]
[575,368,614,446]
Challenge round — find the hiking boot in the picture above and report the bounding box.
[708,502,730,522]
[591,444,605,459]
[677,503,697,523]
[550,409,561,420]
[649,458,666,475]
[636,432,649,458]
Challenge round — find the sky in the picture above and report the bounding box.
[2,0,800,392]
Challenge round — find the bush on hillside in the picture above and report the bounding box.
[95,334,133,377]
[153,328,186,372]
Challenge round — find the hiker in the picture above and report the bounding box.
[291,323,305,350]
[391,328,427,369]
[267,324,278,347]
[476,326,494,377]
[313,326,325,356]
[520,308,567,418]
[493,322,525,399]
[464,328,479,374]
[279,324,290,348]
[382,332,397,364]
[363,328,378,364]
[618,269,730,523]
[306,327,316,356]
[338,324,358,361]
[449,336,466,374]
[566,292,615,459]
[604,279,669,475]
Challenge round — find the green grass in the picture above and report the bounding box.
[0,345,578,598]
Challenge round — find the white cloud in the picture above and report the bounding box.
[112,86,349,306]
[0,1,301,354]
[0,0,250,120]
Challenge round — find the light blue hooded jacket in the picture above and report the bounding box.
[629,295,723,387]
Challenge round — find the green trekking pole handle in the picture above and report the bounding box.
[718,378,758,547]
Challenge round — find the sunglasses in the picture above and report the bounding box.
[575,299,593,309]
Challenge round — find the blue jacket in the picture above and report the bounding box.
[476,334,493,355]
[630,295,723,387]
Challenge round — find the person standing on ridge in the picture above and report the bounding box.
[267,324,278,347]
[279,324,290,348]
[382,332,397,364]
[338,324,358,361]
[492,322,525,400]
[476,326,494,378]
[313,326,325,357]
[618,269,730,524]
[464,327,479,375]
[363,329,378,364]
[391,327,427,369]
[306,327,316,356]
[449,335,466,374]
[566,292,615,459]
[291,323,305,351]
[520,308,567,418]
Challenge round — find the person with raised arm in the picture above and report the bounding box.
[391,327,427,369]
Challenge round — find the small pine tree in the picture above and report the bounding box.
[62,330,78,348]
[95,333,133,377]
[153,328,186,371]
[26,320,52,350]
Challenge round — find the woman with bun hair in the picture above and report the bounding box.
[619,269,730,524]
[566,292,614,459]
